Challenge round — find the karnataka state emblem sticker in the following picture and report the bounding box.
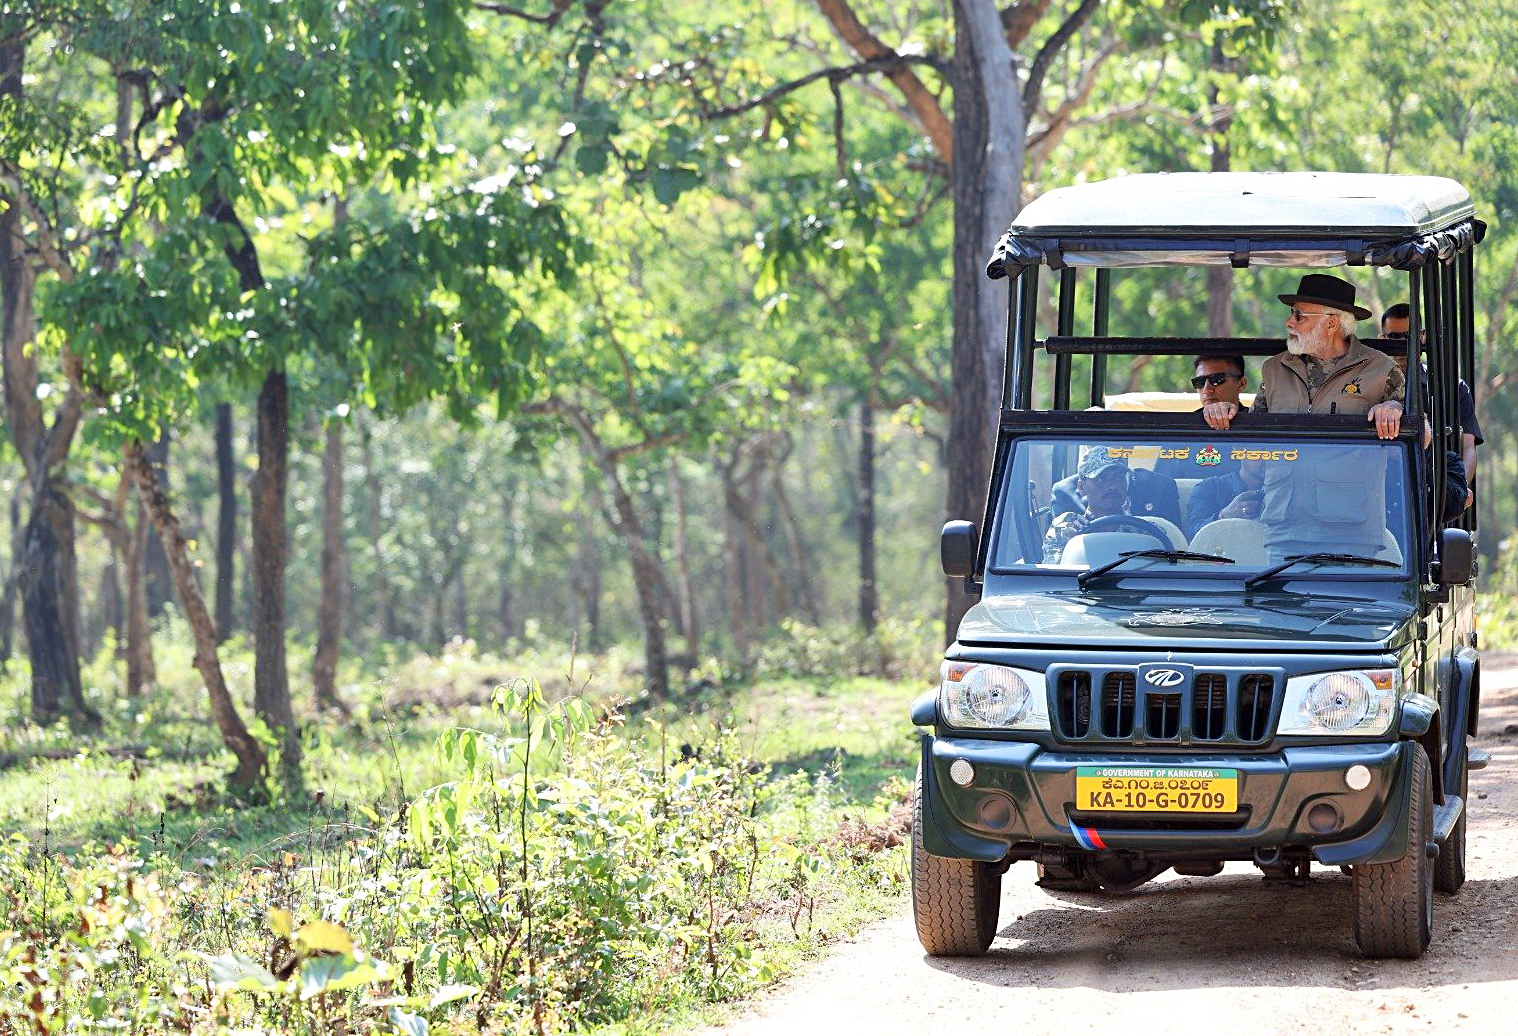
[1196,445,1223,466]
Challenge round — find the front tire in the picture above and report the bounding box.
[911,766,1000,955]
[1353,744,1434,959]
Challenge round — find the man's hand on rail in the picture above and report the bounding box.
[1202,401,1239,430]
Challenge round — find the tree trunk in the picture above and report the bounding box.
[453,567,468,642]
[18,479,94,726]
[771,463,822,626]
[0,494,21,671]
[721,476,751,662]
[945,0,1021,642]
[497,483,518,641]
[127,441,266,787]
[144,434,172,616]
[1205,37,1235,338]
[667,456,700,661]
[250,368,299,773]
[214,401,238,643]
[565,417,669,697]
[97,547,122,661]
[1,41,92,726]
[360,423,396,642]
[576,473,604,651]
[857,392,879,634]
[125,502,155,696]
[312,420,348,714]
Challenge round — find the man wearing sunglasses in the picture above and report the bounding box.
[1201,273,1405,438]
[1192,355,1248,410]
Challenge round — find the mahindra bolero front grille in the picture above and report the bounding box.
[1050,663,1280,745]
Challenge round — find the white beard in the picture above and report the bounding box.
[1285,332,1311,355]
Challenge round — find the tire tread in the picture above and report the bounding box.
[911,766,1000,956]
[1353,745,1433,959]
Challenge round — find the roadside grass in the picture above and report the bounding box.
[0,630,926,1032]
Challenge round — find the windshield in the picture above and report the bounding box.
[991,436,1412,579]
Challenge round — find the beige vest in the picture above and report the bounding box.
[1258,336,1397,416]
[1256,337,1394,552]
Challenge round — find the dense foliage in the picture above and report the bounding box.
[1,676,909,1032]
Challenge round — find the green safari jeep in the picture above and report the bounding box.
[913,172,1483,960]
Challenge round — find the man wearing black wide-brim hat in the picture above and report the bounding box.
[1202,273,1407,563]
[1201,273,1405,439]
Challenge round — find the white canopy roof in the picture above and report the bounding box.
[1011,172,1474,238]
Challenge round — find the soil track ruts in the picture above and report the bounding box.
[701,657,1518,1036]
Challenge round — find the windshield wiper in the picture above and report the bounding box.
[1077,549,1235,588]
[1244,552,1400,589]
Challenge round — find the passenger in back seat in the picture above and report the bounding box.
[1186,458,1265,538]
[1158,355,1246,480]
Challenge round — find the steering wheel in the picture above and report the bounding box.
[1079,514,1172,550]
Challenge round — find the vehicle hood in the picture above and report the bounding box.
[958,588,1416,652]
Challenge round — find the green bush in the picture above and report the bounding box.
[751,616,938,682]
[0,680,906,1034]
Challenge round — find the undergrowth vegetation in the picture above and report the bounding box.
[0,637,923,1034]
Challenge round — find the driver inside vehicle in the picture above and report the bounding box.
[1043,447,1138,562]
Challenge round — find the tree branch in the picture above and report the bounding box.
[1001,0,1055,48]
[0,160,75,282]
[475,0,574,24]
[811,0,953,161]
[1025,37,1127,172]
[1021,0,1101,120]
[697,55,944,121]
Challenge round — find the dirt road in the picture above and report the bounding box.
[702,660,1518,1036]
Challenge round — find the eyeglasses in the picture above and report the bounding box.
[1191,372,1242,389]
[1288,307,1336,322]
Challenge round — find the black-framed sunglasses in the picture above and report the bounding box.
[1191,372,1242,389]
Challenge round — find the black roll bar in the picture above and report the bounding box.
[1053,268,1076,410]
[1091,268,1110,407]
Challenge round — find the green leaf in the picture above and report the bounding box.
[429,983,480,1008]
[389,1007,429,1036]
[267,907,294,938]
[298,953,387,1000]
[575,144,610,175]
[203,952,280,992]
[295,920,355,955]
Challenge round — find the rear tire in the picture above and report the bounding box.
[911,765,1001,955]
[1434,742,1467,894]
[1353,744,1434,959]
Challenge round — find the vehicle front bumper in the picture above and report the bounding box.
[919,734,1414,867]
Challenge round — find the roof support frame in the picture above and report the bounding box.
[1091,268,1110,408]
[1053,268,1076,410]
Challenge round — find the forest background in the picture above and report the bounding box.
[3,0,1518,1032]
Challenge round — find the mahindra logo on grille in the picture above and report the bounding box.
[1143,668,1186,687]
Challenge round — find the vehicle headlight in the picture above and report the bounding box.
[1277,669,1397,736]
[940,661,1050,730]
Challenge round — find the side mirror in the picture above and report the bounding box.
[941,520,978,578]
[1438,528,1474,586]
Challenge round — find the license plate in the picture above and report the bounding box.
[1075,766,1238,813]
